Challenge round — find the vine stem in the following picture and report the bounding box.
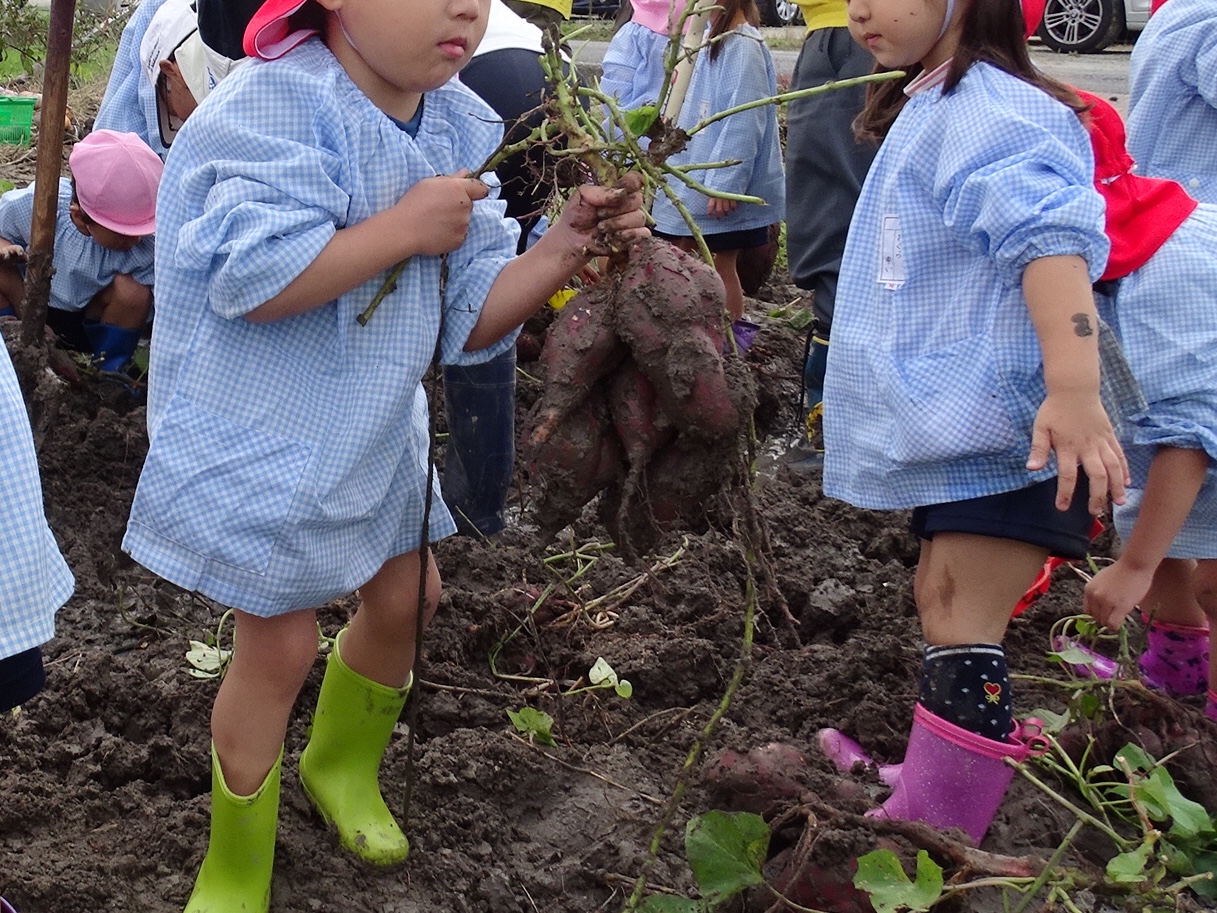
[619,564,758,913]
[1008,819,1083,913]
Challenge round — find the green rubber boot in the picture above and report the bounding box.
[184,744,281,913]
[299,633,411,866]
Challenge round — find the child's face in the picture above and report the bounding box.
[847,0,960,70]
[322,0,491,119]
[69,204,146,252]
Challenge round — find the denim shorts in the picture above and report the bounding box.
[910,477,1094,559]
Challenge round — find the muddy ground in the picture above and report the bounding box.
[2,94,1217,913]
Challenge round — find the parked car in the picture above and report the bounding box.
[1038,0,1152,53]
[569,0,622,18]
[758,0,803,27]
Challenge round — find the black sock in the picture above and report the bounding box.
[918,643,1012,742]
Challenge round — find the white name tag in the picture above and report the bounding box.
[878,213,906,290]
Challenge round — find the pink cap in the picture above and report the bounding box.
[631,0,677,35]
[244,0,318,60]
[68,130,163,236]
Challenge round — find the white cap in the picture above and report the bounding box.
[140,0,240,146]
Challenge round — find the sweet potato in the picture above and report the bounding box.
[610,238,741,442]
[608,358,674,471]
[528,391,624,533]
[527,288,627,449]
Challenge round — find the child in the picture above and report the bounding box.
[816,0,1125,844]
[94,0,173,158]
[783,0,876,466]
[1071,92,1217,723]
[120,0,646,910]
[599,0,679,115]
[1127,0,1217,204]
[649,0,785,325]
[0,341,75,716]
[0,129,162,372]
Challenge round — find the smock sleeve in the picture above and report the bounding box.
[691,38,771,198]
[170,103,343,320]
[931,86,1109,285]
[0,184,35,248]
[1133,399,1217,463]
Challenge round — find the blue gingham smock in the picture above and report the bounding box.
[1127,0,1217,204]
[651,25,785,238]
[600,21,672,115]
[0,180,156,312]
[93,0,172,159]
[1107,204,1217,558]
[822,62,1109,510]
[0,346,74,660]
[122,39,519,617]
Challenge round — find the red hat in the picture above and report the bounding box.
[1021,0,1045,40]
[1076,90,1198,281]
[244,0,319,60]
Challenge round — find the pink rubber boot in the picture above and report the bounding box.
[1051,635,1120,680]
[867,705,1045,844]
[1139,620,1209,697]
[816,729,902,787]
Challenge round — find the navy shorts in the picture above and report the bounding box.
[653,226,771,253]
[0,646,45,713]
[910,477,1094,560]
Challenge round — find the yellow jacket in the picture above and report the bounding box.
[518,0,573,16]
[795,0,847,32]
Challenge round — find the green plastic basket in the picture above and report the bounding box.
[0,96,35,145]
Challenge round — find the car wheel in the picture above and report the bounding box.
[1039,0,1125,53]
[759,0,804,27]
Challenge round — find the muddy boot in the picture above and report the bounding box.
[82,320,143,373]
[299,632,411,866]
[786,331,828,472]
[816,729,901,787]
[184,744,281,913]
[868,705,1043,844]
[1139,620,1210,697]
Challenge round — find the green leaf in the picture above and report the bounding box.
[623,104,658,137]
[0,179,13,195]
[1027,707,1070,735]
[614,679,633,699]
[1076,691,1102,720]
[1116,744,1214,838]
[638,897,700,913]
[1049,644,1102,668]
[853,849,944,913]
[1106,842,1153,883]
[506,706,556,746]
[684,810,769,904]
[1186,851,1217,899]
[588,656,618,686]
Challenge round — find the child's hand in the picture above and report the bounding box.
[0,243,26,262]
[549,173,649,259]
[1084,559,1153,630]
[396,172,489,256]
[1027,389,1129,515]
[707,197,737,220]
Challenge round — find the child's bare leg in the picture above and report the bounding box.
[212,607,319,795]
[1140,558,1206,627]
[712,249,743,322]
[915,532,1048,645]
[343,548,442,687]
[84,273,152,329]
[0,262,23,316]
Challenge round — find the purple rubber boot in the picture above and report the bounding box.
[2,898,17,913]
[866,705,1044,844]
[816,729,902,787]
[1139,620,1210,697]
[1051,635,1120,680]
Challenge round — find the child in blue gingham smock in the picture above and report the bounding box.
[1127,0,1217,204]
[814,0,1126,847]
[120,0,647,907]
[0,343,74,714]
[94,0,172,158]
[600,0,679,116]
[650,0,785,325]
[1074,92,1217,725]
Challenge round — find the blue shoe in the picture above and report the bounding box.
[82,320,143,373]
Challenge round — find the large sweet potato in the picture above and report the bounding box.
[608,358,674,472]
[527,288,627,449]
[529,391,624,533]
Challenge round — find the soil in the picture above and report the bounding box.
[3,90,1217,913]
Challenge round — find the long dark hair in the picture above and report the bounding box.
[707,0,760,61]
[854,0,1085,143]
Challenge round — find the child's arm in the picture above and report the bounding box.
[464,175,648,351]
[245,174,491,324]
[1085,446,1210,629]
[1023,254,1129,516]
